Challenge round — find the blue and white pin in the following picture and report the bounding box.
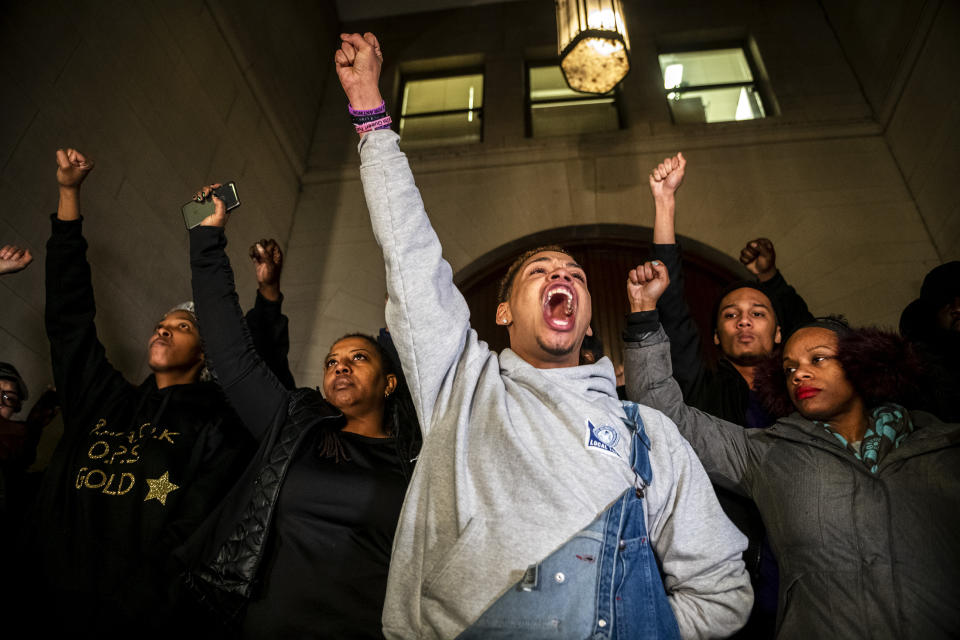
[585,419,622,458]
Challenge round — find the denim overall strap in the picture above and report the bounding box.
[456,403,681,640]
[599,401,681,640]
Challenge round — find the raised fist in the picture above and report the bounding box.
[249,238,284,296]
[0,244,33,275]
[56,148,94,189]
[740,238,777,282]
[627,260,670,313]
[649,152,686,200]
[335,32,384,110]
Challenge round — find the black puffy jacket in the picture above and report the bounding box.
[177,387,341,622]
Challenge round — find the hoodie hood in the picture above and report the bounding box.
[499,349,620,403]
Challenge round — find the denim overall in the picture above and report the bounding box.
[458,402,682,640]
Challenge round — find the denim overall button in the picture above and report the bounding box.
[597,619,607,628]
[618,539,626,550]
[554,572,565,583]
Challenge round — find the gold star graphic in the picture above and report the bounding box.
[143,471,179,505]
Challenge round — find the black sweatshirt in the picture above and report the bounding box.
[29,215,252,634]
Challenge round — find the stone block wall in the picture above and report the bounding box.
[0,0,337,421]
[285,0,948,384]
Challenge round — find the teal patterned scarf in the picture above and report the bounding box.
[819,404,914,473]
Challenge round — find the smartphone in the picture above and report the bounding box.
[181,182,241,229]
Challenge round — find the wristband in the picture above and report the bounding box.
[348,101,386,117]
[351,111,390,124]
[354,115,393,135]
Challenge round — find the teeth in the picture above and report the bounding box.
[545,287,575,317]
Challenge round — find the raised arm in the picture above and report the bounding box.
[646,154,714,402]
[244,238,295,389]
[642,409,753,638]
[45,149,131,416]
[189,185,288,440]
[625,262,761,495]
[740,238,814,337]
[337,33,476,433]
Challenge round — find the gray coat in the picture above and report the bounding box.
[625,326,960,639]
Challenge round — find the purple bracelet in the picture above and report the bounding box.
[355,115,393,134]
[348,101,386,117]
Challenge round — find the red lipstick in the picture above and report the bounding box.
[796,386,820,400]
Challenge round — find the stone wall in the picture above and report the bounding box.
[0,0,337,421]
[286,0,946,384]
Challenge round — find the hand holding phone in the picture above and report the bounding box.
[182,182,240,229]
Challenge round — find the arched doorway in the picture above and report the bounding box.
[454,224,743,371]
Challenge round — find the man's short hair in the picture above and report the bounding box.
[497,244,573,304]
[711,281,781,332]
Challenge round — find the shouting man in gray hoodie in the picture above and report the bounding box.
[335,32,752,640]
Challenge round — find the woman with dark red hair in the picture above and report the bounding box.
[622,260,960,639]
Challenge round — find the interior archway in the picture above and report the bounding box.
[454,224,744,371]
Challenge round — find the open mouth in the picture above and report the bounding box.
[542,284,577,331]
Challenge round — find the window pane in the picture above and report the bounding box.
[667,86,766,123]
[531,99,619,137]
[402,74,483,116]
[528,65,618,137]
[658,48,753,89]
[399,112,482,147]
[529,66,613,101]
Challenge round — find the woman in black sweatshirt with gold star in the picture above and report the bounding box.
[21,149,253,637]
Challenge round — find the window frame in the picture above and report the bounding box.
[524,60,624,138]
[397,67,486,145]
[657,41,771,125]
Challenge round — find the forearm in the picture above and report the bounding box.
[45,215,125,412]
[759,270,814,337]
[190,226,286,438]
[245,290,295,389]
[652,194,676,245]
[647,244,708,392]
[358,130,473,432]
[257,282,281,302]
[57,186,81,221]
[623,326,753,493]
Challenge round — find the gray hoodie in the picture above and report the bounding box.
[358,130,751,640]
